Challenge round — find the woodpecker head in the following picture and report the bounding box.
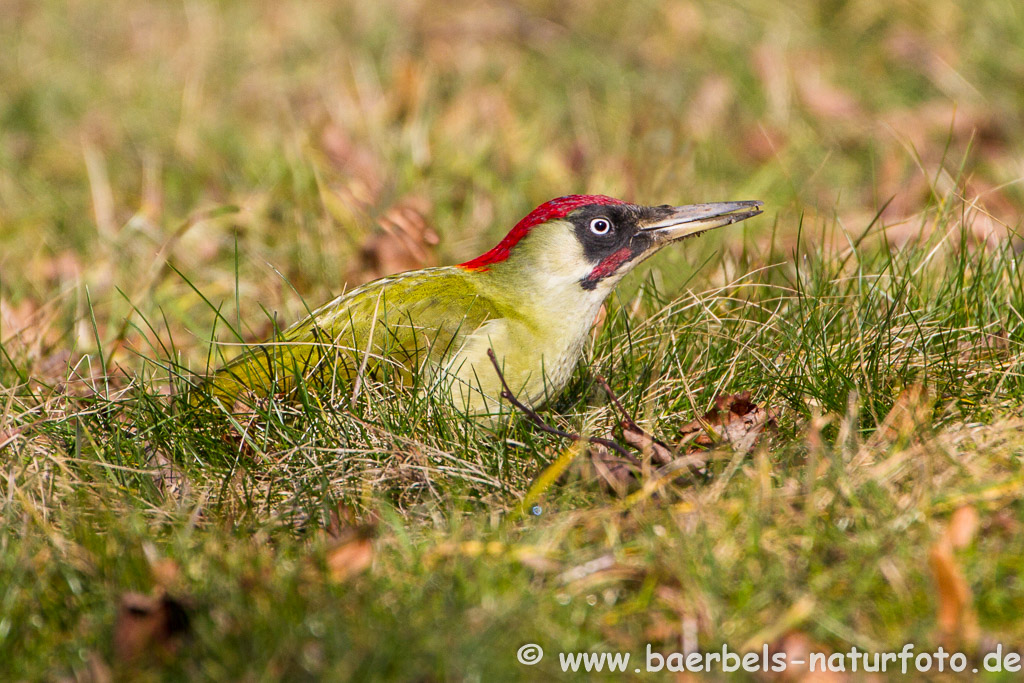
[459,195,763,298]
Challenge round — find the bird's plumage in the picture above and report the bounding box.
[202,195,763,414]
[211,267,497,402]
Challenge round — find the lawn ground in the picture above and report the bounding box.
[2,1,1023,679]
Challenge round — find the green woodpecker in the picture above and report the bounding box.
[205,195,762,413]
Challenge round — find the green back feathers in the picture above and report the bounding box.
[200,268,501,404]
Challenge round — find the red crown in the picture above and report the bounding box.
[459,195,626,271]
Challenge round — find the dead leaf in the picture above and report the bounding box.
[686,74,734,140]
[741,123,787,164]
[578,377,708,493]
[113,591,190,662]
[621,423,676,465]
[947,506,980,550]
[347,195,439,283]
[929,505,979,647]
[958,327,1010,363]
[145,446,192,502]
[588,444,639,496]
[319,122,385,210]
[793,61,863,122]
[326,534,374,582]
[0,426,25,453]
[324,508,376,582]
[678,392,778,456]
[929,544,973,643]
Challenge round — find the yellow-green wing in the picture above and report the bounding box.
[201,268,501,404]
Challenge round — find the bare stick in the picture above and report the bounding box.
[593,373,640,430]
[594,373,684,468]
[486,349,638,463]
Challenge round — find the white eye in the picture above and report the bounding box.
[589,217,612,235]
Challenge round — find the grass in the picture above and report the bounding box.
[2,0,1024,679]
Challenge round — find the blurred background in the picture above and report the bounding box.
[2,0,1022,380]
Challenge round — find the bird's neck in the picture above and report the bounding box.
[462,220,616,333]
[455,224,622,399]
[471,259,611,338]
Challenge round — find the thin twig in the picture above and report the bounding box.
[593,373,640,430]
[486,349,637,463]
[595,373,695,470]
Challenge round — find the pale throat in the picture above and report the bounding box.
[460,220,625,403]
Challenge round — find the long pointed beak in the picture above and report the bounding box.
[639,200,763,242]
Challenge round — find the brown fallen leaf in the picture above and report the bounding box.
[957,327,1011,364]
[588,444,639,497]
[113,591,190,663]
[929,505,979,648]
[592,374,677,468]
[319,122,385,210]
[326,533,374,582]
[792,55,863,123]
[145,445,192,503]
[324,507,377,583]
[0,426,25,453]
[947,506,980,550]
[346,195,439,284]
[621,424,676,466]
[678,392,778,455]
[741,123,787,164]
[583,376,709,493]
[686,74,734,140]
